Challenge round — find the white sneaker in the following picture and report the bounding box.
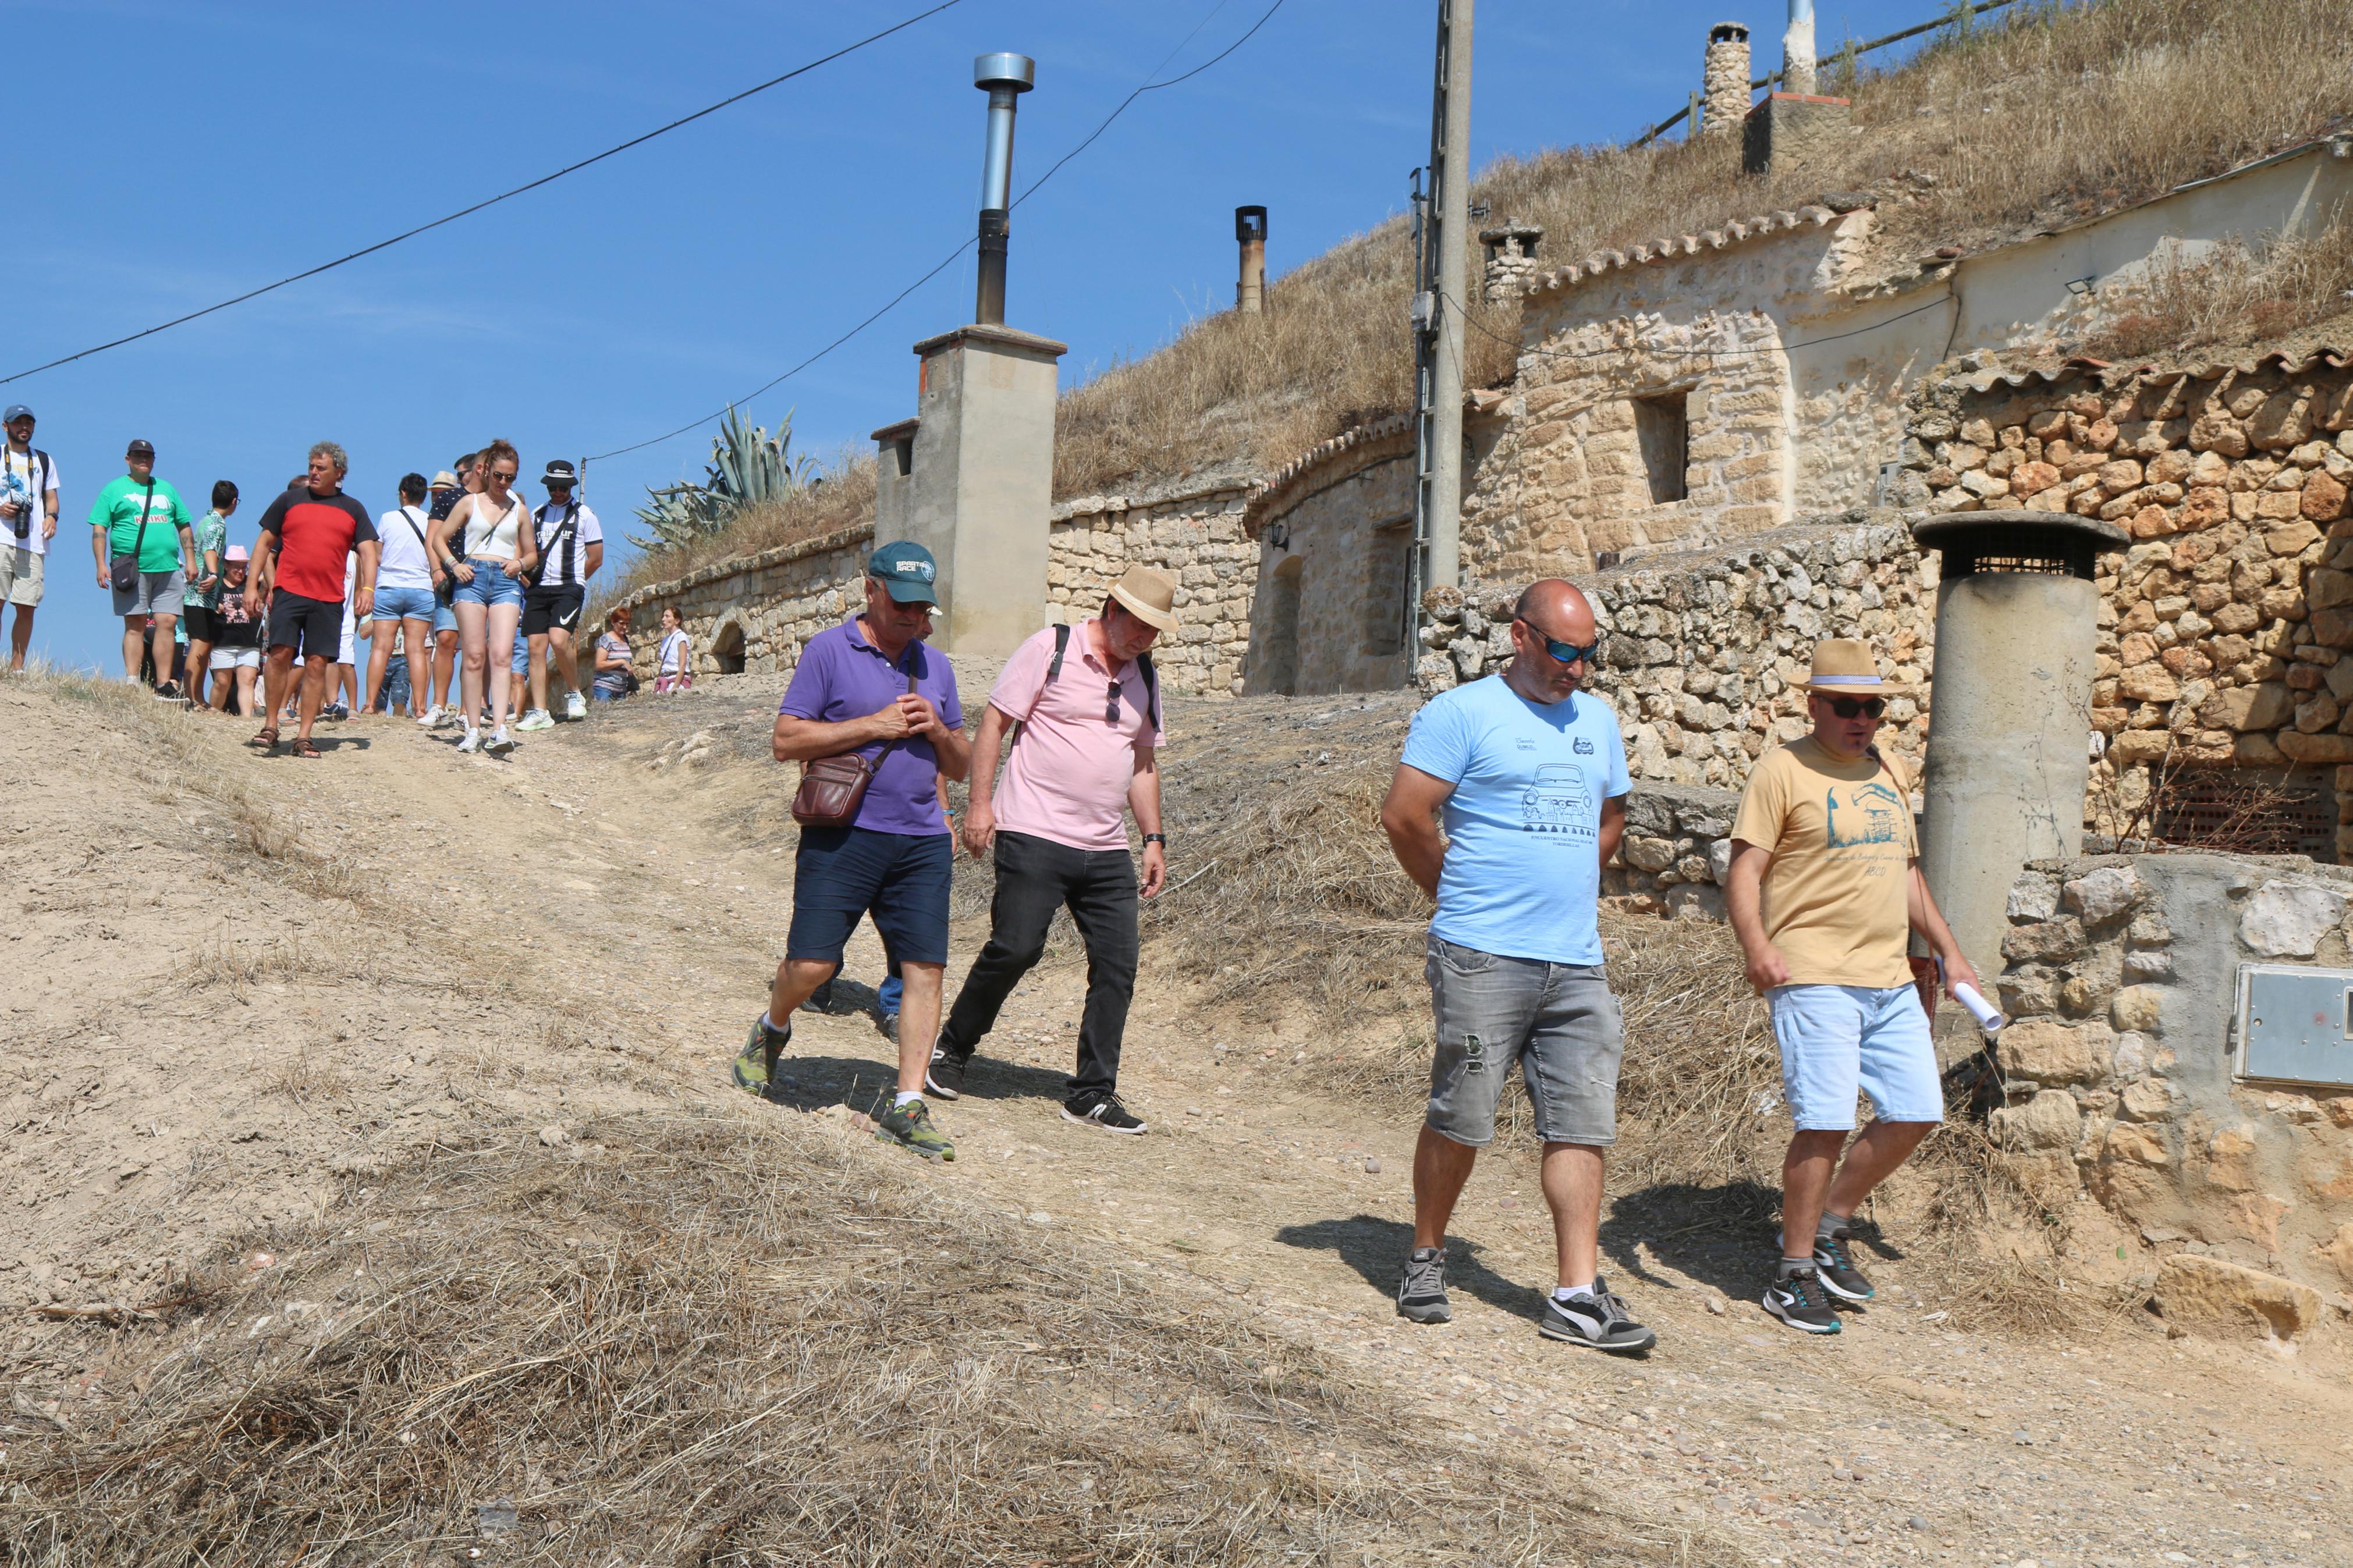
[456,727,482,755]
[485,726,515,755]
[416,704,443,728]
[563,691,588,721]
[516,709,555,732]
[434,706,461,730]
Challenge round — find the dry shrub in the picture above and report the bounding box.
[2082,219,2353,363]
[596,449,877,614]
[1,1111,1705,1566]
[1056,0,2353,497]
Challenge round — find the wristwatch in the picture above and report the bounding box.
[1141,833,1166,845]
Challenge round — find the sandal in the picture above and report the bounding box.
[291,737,321,760]
[247,726,279,751]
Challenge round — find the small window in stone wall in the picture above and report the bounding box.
[1365,517,1412,657]
[2151,767,2336,862]
[1634,392,1690,506]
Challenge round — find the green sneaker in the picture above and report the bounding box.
[732,1015,790,1099]
[873,1095,955,1162]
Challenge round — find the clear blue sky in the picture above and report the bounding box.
[11,0,1947,672]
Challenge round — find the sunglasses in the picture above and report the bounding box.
[1820,695,1888,720]
[1517,618,1600,666]
[489,469,518,481]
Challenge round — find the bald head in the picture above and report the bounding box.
[1513,579,1595,641]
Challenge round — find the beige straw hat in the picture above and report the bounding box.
[1798,638,1913,695]
[1108,565,1180,633]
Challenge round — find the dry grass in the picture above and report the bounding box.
[1054,0,2353,496]
[2082,219,2353,363]
[0,1111,1705,1566]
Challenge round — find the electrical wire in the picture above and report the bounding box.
[0,1,966,389]
[1445,288,1960,362]
[585,0,1291,465]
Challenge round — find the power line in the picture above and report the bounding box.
[585,0,1291,465]
[0,1,966,389]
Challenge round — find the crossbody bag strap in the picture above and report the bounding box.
[127,481,155,562]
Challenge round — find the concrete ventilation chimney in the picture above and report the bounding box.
[1477,221,1542,305]
[1781,0,1818,95]
[1702,22,1750,135]
[1235,205,1268,315]
[973,52,1035,328]
[1910,509,2128,1050]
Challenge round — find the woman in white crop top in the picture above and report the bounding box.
[427,438,538,756]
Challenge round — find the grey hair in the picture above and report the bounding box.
[307,440,349,475]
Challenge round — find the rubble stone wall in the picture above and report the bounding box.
[1996,852,2353,1336]
[615,525,874,682]
[1904,356,2353,854]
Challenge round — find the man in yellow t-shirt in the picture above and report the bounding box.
[1726,639,1979,1336]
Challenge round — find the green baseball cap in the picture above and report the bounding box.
[867,540,940,604]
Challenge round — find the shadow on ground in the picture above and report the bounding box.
[1274,1213,1552,1321]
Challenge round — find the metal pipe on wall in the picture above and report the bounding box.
[972,52,1035,327]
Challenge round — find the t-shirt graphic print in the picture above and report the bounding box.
[1399,674,1629,966]
[1730,737,1918,990]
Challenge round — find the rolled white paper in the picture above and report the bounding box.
[1952,981,2007,1034]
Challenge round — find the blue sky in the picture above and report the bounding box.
[11,0,1951,671]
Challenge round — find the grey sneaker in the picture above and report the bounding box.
[1811,1228,1875,1303]
[1397,1246,1451,1324]
[874,1096,955,1161]
[1539,1275,1657,1352]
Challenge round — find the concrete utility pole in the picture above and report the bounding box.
[1413,0,1473,618]
[1782,0,1818,95]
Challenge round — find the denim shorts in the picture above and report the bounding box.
[1768,983,1943,1131]
[452,559,523,609]
[787,827,953,967]
[432,596,457,635]
[1422,936,1624,1148]
[372,584,437,623]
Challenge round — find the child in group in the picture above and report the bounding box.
[655,605,693,694]
[207,546,262,717]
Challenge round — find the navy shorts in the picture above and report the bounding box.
[786,827,952,967]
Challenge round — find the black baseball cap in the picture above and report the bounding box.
[126,439,155,458]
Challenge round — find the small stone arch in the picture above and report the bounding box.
[709,609,749,675]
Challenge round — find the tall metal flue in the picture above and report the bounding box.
[973,52,1035,327]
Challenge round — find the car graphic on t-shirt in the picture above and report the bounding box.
[1521,764,1595,835]
[1825,780,1906,848]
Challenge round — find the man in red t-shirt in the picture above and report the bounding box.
[250,441,378,758]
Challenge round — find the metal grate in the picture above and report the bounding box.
[1936,523,2105,581]
[2152,768,2337,862]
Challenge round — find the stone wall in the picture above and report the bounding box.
[1418,514,1937,790]
[1994,852,2353,1342]
[615,524,873,681]
[1605,784,1741,921]
[1241,418,1418,696]
[1907,354,2353,851]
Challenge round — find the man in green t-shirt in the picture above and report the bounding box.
[86,438,197,695]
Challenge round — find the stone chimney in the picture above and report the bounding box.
[1702,22,1750,135]
[1478,222,1542,306]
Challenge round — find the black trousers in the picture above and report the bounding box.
[940,829,1139,1100]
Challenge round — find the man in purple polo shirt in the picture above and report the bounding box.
[732,541,973,1161]
[926,565,1177,1135]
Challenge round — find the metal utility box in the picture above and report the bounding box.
[2234,964,2353,1088]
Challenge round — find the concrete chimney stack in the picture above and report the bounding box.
[1910,510,2127,1051]
[1781,0,1818,95]
[1702,22,1750,134]
[1235,205,1268,315]
[972,52,1035,328]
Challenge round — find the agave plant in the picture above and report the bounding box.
[631,405,816,552]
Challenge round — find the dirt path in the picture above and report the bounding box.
[10,671,2352,1567]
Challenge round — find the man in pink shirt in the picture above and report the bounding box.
[927,565,1178,1133]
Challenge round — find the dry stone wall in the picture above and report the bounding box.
[614,525,872,682]
[1995,852,2353,1339]
[1050,481,1258,696]
[1905,354,2353,852]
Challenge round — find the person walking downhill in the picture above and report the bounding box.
[249,442,378,758]
[428,439,537,755]
[206,546,262,715]
[1725,639,1981,1335]
[0,404,60,673]
[88,439,198,698]
[926,566,1177,1135]
[416,463,468,728]
[516,458,601,731]
[732,542,971,1162]
[366,473,438,720]
[180,481,236,707]
[1379,578,1655,1353]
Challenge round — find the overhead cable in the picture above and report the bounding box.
[0,1,966,388]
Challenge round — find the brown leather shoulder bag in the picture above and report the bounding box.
[790,648,921,828]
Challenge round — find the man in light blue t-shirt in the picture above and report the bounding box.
[1379,578,1652,1353]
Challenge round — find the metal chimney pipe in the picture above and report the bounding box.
[1235,205,1268,314]
[972,52,1035,327]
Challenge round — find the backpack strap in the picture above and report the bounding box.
[1046,622,1071,681]
[1137,648,1160,730]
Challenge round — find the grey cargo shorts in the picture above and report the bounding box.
[1423,934,1624,1148]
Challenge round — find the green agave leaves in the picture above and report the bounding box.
[630,405,817,553]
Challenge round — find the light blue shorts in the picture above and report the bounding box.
[1767,983,1943,1132]
[371,584,437,624]
[432,596,457,635]
[452,558,524,609]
